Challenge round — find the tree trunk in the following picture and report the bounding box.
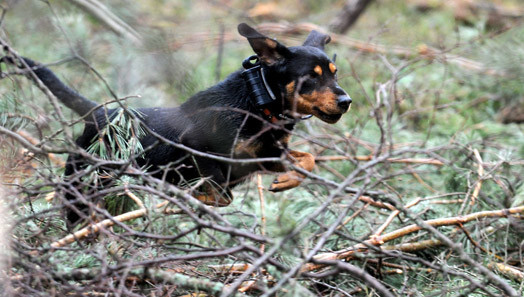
[329,0,374,34]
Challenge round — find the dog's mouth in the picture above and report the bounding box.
[314,107,343,124]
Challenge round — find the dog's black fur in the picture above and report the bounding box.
[11,23,351,224]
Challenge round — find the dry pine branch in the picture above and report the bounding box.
[303,205,524,272]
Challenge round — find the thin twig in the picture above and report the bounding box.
[470,149,484,206]
[372,197,421,237]
[315,155,444,166]
[256,174,266,254]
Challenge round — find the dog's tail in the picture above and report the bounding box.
[7,57,99,117]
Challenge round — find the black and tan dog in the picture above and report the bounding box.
[9,23,351,224]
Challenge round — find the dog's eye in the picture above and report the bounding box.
[299,77,317,90]
[306,76,317,84]
[309,70,320,78]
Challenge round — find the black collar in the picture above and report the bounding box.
[241,55,312,124]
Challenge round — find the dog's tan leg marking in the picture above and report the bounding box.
[269,150,315,192]
[195,187,233,207]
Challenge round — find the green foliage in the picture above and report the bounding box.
[0,93,28,131]
[86,108,146,160]
[83,108,146,215]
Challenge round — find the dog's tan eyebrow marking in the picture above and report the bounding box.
[329,63,337,74]
[314,65,323,76]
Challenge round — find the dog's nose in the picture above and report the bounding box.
[337,95,352,111]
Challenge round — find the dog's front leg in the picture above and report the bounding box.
[269,150,315,192]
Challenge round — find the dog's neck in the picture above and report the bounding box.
[243,68,311,124]
[256,101,311,124]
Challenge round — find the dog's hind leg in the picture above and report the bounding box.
[269,150,315,192]
[195,185,233,207]
[191,157,234,206]
[61,154,92,226]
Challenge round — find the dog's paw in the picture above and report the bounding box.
[269,171,304,192]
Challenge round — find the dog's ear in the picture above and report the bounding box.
[238,23,290,65]
[303,30,331,51]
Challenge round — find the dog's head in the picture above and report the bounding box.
[238,23,351,124]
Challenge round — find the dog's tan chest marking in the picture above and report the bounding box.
[233,140,262,157]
